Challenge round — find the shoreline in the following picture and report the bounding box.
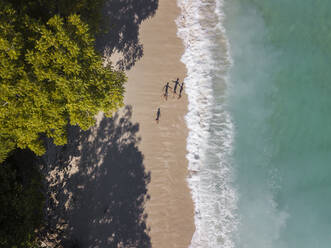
[124,0,195,247]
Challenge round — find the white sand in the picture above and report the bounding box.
[124,0,195,247]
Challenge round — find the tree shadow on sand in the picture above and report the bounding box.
[96,0,158,70]
[41,106,151,248]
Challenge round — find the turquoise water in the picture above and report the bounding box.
[224,0,331,247]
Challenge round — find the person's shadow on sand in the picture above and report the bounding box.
[41,106,151,248]
[97,0,159,70]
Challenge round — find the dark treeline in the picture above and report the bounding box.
[9,0,106,34]
[0,150,44,247]
[0,0,127,247]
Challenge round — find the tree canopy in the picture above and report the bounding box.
[0,0,128,246]
[0,150,44,248]
[0,2,126,161]
[9,0,106,35]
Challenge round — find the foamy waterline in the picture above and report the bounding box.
[176,0,238,247]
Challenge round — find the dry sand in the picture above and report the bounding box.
[124,0,195,247]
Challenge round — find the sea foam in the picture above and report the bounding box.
[176,0,238,247]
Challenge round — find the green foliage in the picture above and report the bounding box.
[0,3,126,161]
[9,0,106,35]
[0,150,44,248]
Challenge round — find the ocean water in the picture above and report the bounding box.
[177,0,331,247]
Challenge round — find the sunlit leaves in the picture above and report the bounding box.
[0,3,126,161]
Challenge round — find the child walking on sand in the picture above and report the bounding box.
[178,82,184,98]
[155,107,161,123]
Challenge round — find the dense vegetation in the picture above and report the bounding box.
[0,150,44,247]
[0,0,126,246]
[0,1,125,161]
[9,0,106,34]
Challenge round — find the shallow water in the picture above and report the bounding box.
[226,0,331,247]
[177,0,237,247]
[178,0,331,247]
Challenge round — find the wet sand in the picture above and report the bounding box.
[124,0,195,247]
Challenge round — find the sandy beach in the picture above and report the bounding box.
[124,0,195,247]
[39,1,194,247]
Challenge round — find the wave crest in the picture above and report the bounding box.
[176,0,238,247]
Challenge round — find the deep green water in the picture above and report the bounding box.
[224,1,331,247]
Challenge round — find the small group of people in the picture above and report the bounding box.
[162,78,185,100]
[155,78,184,124]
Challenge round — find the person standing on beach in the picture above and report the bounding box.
[178,82,184,98]
[155,107,161,123]
[163,82,172,100]
[172,78,180,94]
